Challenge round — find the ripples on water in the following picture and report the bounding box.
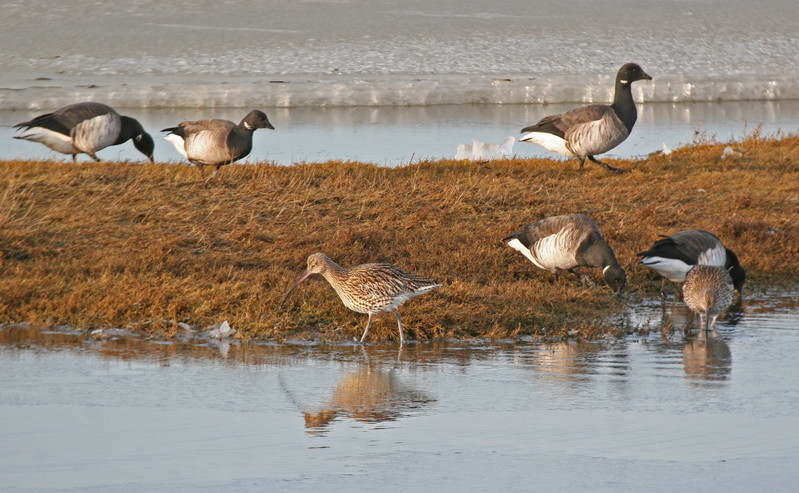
[1,294,798,491]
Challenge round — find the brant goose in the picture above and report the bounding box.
[637,229,745,296]
[682,265,734,331]
[519,63,652,173]
[503,213,627,296]
[162,110,274,178]
[280,253,441,344]
[14,102,154,162]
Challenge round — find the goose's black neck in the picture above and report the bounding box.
[611,81,638,133]
[115,116,144,144]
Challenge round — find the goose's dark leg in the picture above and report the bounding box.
[191,161,205,179]
[568,268,597,288]
[588,155,625,173]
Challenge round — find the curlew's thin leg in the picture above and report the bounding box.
[392,310,405,345]
[659,278,667,299]
[89,153,100,162]
[710,314,719,333]
[71,154,77,163]
[588,155,625,174]
[359,313,373,343]
[578,158,586,171]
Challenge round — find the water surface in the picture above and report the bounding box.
[2,101,797,166]
[2,293,798,492]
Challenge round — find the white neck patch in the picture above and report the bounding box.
[244,121,253,130]
[619,79,629,84]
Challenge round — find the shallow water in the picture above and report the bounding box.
[2,293,798,491]
[2,101,798,166]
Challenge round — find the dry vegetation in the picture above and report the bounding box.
[0,133,797,342]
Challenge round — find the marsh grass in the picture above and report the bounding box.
[0,134,797,341]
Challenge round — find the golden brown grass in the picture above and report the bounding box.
[0,133,797,342]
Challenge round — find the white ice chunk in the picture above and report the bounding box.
[455,136,514,161]
[721,146,742,159]
[207,320,236,339]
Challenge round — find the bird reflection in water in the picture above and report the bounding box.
[281,349,434,435]
[683,330,732,381]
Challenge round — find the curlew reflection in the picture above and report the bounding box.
[300,355,433,434]
[682,330,732,381]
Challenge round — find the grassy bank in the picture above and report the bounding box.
[0,134,797,342]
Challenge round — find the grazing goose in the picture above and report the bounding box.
[519,63,652,173]
[162,110,274,178]
[637,229,745,296]
[280,253,441,344]
[503,214,627,296]
[682,265,734,332]
[14,102,154,162]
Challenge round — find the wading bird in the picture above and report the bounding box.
[280,253,441,344]
[682,265,734,331]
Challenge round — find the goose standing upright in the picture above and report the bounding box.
[280,253,442,344]
[162,110,274,178]
[503,214,627,296]
[14,102,154,162]
[682,265,734,331]
[637,229,746,297]
[519,63,652,173]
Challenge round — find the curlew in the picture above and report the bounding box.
[280,253,441,344]
[682,265,734,332]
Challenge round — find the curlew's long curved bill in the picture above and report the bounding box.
[279,270,314,308]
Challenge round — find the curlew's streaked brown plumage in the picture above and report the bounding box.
[682,265,734,332]
[280,253,442,344]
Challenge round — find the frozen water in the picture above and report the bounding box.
[456,136,515,160]
[1,1,798,109]
[2,1,798,166]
